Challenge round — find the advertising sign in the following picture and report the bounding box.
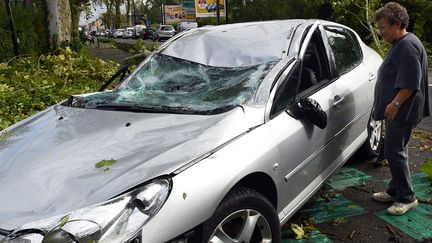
[195,0,225,18]
[182,0,196,20]
[164,5,185,24]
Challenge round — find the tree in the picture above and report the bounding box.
[94,0,115,28]
[69,0,91,38]
[45,0,72,48]
[332,0,384,56]
[114,0,124,28]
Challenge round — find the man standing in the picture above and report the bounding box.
[372,2,430,215]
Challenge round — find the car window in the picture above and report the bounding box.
[161,26,174,31]
[324,26,363,75]
[271,63,301,117]
[297,30,331,94]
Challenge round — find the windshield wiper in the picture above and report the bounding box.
[0,228,12,236]
[92,104,194,114]
[91,104,239,115]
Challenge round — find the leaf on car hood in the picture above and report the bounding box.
[0,130,11,141]
[59,215,70,228]
[95,159,117,169]
[291,223,304,239]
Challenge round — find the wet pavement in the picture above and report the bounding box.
[89,45,432,243]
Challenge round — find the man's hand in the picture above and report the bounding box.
[384,102,399,122]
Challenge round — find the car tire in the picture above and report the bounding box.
[201,187,280,243]
[360,112,385,160]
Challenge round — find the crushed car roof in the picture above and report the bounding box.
[161,20,304,67]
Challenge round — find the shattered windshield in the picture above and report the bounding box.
[75,54,278,114]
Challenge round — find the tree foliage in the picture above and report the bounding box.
[0,47,118,130]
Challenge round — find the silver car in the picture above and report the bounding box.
[0,20,383,243]
[153,25,175,41]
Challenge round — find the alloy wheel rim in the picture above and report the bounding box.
[369,119,383,152]
[208,209,272,243]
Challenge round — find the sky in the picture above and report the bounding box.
[79,3,126,26]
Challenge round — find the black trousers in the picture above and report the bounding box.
[384,120,416,203]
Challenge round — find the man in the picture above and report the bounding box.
[372,2,430,215]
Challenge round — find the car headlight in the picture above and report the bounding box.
[2,179,171,243]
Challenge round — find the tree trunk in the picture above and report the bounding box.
[105,1,114,29]
[45,0,72,48]
[115,0,121,28]
[126,0,131,26]
[70,8,81,39]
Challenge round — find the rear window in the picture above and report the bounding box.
[161,26,174,31]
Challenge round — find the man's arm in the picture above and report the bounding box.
[384,88,415,122]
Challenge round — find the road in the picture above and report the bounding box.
[110,37,163,45]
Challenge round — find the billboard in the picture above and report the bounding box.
[182,0,197,20]
[195,0,225,18]
[164,5,185,24]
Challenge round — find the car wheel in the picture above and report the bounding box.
[360,112,385,160]
[201,187,280,243]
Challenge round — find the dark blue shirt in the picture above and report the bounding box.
[373,33,430,125]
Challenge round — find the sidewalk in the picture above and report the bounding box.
[281,126,432,242]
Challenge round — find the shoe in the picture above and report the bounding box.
[386,199,418,216]
[372,191,396,202]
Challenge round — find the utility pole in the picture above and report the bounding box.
[162,0,166,25]
[216,0,220,25]
[4,0,19,56]
[160,0,166,24]
[225,0,228,24]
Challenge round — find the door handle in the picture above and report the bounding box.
[368,72,376,81]
[333,95,345,107]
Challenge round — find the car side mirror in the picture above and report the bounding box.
[298,98,327,129]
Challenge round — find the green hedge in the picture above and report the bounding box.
[0,47,119,130]
[113,39,159,54]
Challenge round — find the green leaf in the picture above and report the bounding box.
[59,215,69,228]
[95,159,117,168]
[0,130,11,141]
[291,223,304,240]
[420,159,432,179]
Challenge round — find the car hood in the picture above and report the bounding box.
[0,105,260,229]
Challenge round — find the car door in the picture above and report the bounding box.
[321,25,372,151]
[265,24,362,219]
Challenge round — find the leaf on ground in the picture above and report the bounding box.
[332,217,346,226]
[291,223,305,240]
[95,159,117,168]
[420,159,432,179]
[419,144,431,152]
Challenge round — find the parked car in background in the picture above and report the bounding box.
[153,25,175,41]
[106,30,114,38]
[123,27,134,39]
[113,29,124,38]
[133,25,147,39]
[177,21,198,32]
[140,28,155,40]
[0,20,383,243]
